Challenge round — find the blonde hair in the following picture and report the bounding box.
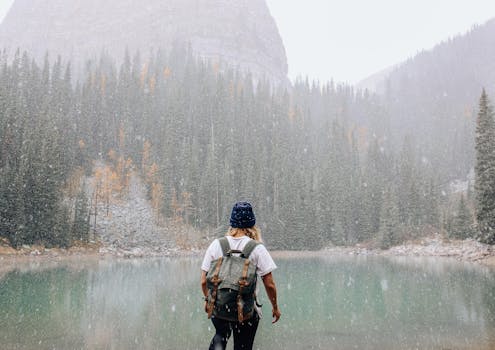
[227,226,262,242]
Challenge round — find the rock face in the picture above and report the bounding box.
[0,0,288,84]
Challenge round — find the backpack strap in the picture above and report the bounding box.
[241,240,260,259]
[237,258,251,322]
[218,237,230,256]
[207,256,223,319]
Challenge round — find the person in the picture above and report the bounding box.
[201,201,281,350]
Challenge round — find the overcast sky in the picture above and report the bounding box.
[1,0,495,84]
[266,0,495,84]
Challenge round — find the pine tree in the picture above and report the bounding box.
[72,187,91,242]
[0,50,447,250]
[378,190,402,249]
[449,195,474,239]
[423,179,440,227]
[474,89,495,244]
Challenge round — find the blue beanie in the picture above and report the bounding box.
[230,202,256,228]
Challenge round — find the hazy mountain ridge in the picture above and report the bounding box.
[357,18,495,179]
[356,65,396,92]
[0,0,288,84]
[359,19,495,96]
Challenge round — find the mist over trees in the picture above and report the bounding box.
[0,45,490,249]
[370,21,495,182]
[475,90,495,244]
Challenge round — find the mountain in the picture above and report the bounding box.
[356,65,396,92]
[361,19,495,97]
[0,0,288,84]
[359,19,495,179]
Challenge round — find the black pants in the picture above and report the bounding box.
[208,313,259,350]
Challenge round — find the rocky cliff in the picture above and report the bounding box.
[0,0,288,84]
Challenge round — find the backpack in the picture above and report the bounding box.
[205,237,260,322]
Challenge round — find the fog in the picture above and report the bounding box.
[0,1,495,348]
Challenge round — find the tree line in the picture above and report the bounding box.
[0,47,493,249]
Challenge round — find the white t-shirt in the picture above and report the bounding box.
[201,236,277,277]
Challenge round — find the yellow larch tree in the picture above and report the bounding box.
[107,148,117,162]
[118,125,125,153]
[149,76,156,94]
[100,74,106,96]
[171,188,183,223]
[142,140,151,173]
[146,162,159,185]
[151,183,164,221]
[140,63,148,87]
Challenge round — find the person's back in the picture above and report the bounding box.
[200,202,281,350]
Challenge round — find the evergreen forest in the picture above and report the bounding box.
[0,47,493,249]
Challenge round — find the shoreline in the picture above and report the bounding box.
[1,236,494,268]
[280,236,495,267]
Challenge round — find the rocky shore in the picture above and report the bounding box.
[2,235,494,268]
[321,236,495,267]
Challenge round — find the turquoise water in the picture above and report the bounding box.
[0,256,494,350]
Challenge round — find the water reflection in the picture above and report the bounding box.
[0,256,494,350]
[273,256,495,350]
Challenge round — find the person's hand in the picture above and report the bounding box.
[272,306,281,323]
[204,300,209,313]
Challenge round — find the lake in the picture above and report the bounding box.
[0,255,494,350]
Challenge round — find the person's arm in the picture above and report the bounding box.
[200,239,218,312]
[261,272,281,323]
[201,270,208,296]
[201,270,208,312]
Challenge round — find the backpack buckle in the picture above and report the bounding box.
[211,275,222,284]
[227,249,243,257]
[238,278,250,287]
